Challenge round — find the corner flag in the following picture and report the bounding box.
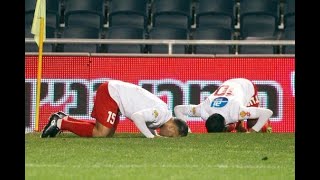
[31,0,46,132]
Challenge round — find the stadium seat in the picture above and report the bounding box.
[193,28,233,54]
[25,26,56,52]
[46,0,61,29]
[59,27,101,53]
[284,0,295,29]
[281,28,295,54]
[103,26,144,53]
[152,0,192,29]
[25,0,36,25]
[64,0,104,29]
[109,0,148,29]
[239,0,279,38]
[238,36,277,54]
[196,0,235,30]
[148,27,188,54]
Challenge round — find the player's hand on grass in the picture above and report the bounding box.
[235,121,247,133]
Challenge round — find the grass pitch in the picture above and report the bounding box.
[25,132,294,180]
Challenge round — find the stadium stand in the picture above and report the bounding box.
[108,0,148,29]
[24,0,294,54]
[103,26,145,53]
[192,27,233,54]
[148,27,189,54]
[25,0,60,52]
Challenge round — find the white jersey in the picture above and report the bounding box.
[108,80,172,129]
[199,78,255,124]
[174,78,272,132]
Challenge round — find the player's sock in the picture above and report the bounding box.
[64,116,96,125]
[60,118,95,137]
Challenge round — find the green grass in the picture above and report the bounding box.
[25,132,294,180]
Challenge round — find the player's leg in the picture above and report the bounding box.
[90,82,120,137]
[41,82,119,138]
[60,82,120,137]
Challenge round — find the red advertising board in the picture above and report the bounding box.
[25,56,295,133]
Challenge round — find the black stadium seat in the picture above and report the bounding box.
[59,27,101,53]
[148,27,188,54]
[64,0,104,29]
[152,0,192,30]
[109,0,148,29]
[193,28,233,54]
[103,26,145,53]
[239,0,279,38]
[196,0,235,30]
[284,0,295,29]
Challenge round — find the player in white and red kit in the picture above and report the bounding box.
[41,80,189,138]
[174,78,272,133]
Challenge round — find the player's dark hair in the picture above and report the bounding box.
[173,118,189,137]
[205,113,226,133]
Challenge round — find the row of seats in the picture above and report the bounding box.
[25,25,294,54]
[25,0,295,54]
[25,0,295,33]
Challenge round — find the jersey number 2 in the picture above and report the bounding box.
[107,111,116,124]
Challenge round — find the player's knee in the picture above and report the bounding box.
[92,123,114,137]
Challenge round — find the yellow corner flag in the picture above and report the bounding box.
[31,0,46,47]
[31,0,46,132]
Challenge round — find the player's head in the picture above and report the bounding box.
[205,113,226,133]
[173,118,189,137]
[159,118,189,137]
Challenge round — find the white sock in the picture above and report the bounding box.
[57,119,62,129]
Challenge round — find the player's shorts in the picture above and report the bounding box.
[91,82,120,129]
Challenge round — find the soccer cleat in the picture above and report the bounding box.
[266,126,272,133]
[56,111,68,118]
[40,113,62,138]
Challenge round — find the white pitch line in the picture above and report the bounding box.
[25,163,283,169]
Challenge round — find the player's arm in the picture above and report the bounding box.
[239,106,273,132]
[174,104,201,133]
[148,128,160,137]
[131,109,157,138]
[174,104,201,120]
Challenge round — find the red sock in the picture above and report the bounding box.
[61,118,95,137]
[65,116,96,125]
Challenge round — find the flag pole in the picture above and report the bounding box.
[35,17,44,132]
[32,0,46,132]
